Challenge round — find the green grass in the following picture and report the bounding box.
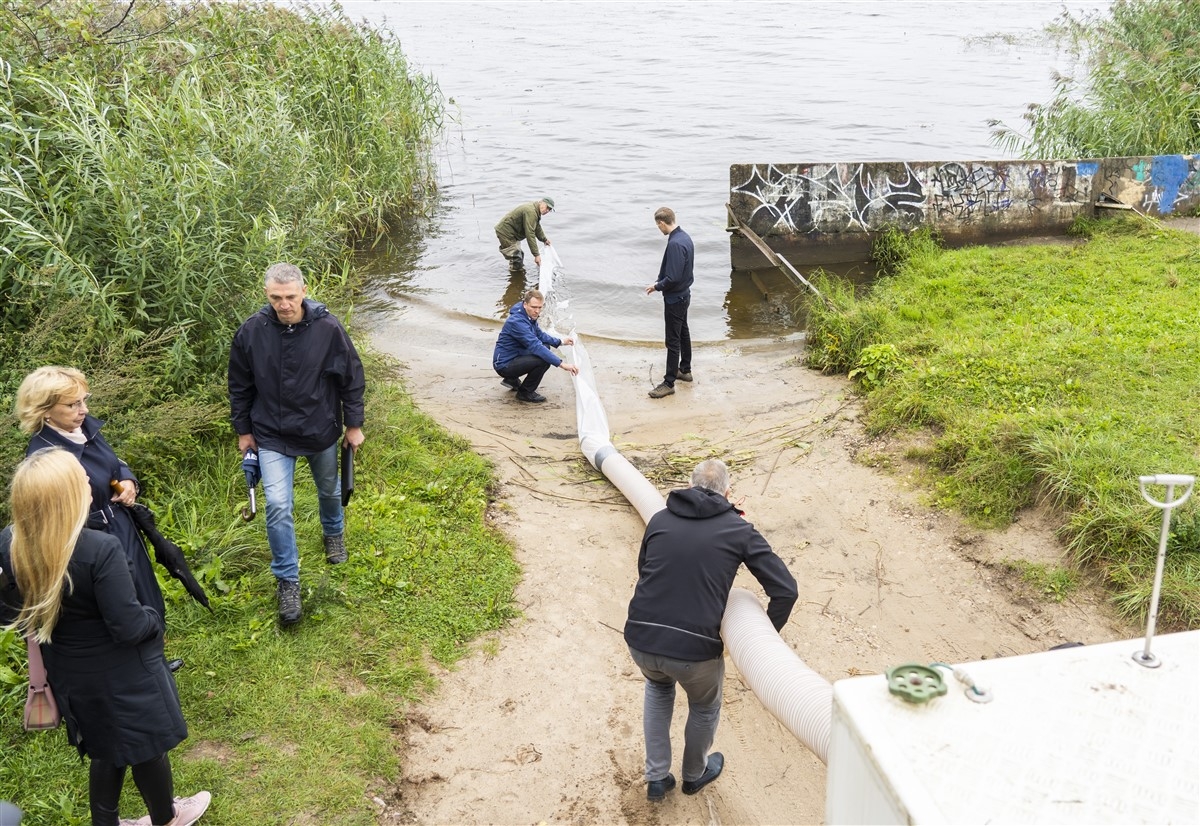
[805,217,1200,628]
[0,362,521,825]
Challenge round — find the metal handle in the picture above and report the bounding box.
[1133,474,1194,667]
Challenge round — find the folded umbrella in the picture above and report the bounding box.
[127,503,212,612]
[341,444,354,507]
[241,448,260,521]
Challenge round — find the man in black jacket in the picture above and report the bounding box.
[624,459,798,801]
[229,263,365,626]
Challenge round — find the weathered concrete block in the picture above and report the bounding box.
[728,155,1200,268]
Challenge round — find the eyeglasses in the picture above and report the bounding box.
[60,394,91,411]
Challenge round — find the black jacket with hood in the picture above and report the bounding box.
[624,486,798,661]
[228,298,365,455]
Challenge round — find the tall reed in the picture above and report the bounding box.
[0,0,443,403]
[990,0,1200,158]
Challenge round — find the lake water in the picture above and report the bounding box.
[330,0,1107,342]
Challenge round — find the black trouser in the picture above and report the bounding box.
[89,753,174,826]
[663,296,692,386]
[496,355,551,392]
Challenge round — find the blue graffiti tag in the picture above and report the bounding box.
[1151,155,1190,215]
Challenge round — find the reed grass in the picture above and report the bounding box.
[990,0,1200,158]
[0,0,442,393]
[804,217,1200,629]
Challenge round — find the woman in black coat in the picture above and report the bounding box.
[14,367,170,638]
[0,448,209,826]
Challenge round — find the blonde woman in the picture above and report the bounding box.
[13,366,183,672]
[0,449,209,826]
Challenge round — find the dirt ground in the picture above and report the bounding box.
[367,291,1134,826]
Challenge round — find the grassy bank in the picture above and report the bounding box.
[804,218,1200,628]
[0,2,526,823]
[1,364,520,824]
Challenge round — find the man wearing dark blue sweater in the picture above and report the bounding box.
[645,206,694,399]
[624,459,798,801]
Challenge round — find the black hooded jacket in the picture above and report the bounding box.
[624,487,798,661]
[228,299,365,455]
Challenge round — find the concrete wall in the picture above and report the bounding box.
[728,154,1200,268]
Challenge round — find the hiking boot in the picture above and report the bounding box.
[501,377,520,391]
[516,389,547,403]
[324,533,347,564]
[167,791,212,826]
[277,578,302,626]
[648,382,675,399]
[676,371,693,382]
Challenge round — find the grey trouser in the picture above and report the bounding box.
[628,646,723,783]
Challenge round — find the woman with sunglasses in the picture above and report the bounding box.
[0,448,209,825]
[13,366,177,670]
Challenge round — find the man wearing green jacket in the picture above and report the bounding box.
[495,197,554,273]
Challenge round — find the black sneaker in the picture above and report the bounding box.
[501,377,520,391]
[277,578,302,626]
[648,382,675,399]
[516,389,546,403]
[682,753,724,795]
[676,371,693,382]
[647,773,676,802]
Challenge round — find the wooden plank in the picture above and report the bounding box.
[726,203,826,305]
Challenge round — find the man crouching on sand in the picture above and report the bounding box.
[492,288,579,404]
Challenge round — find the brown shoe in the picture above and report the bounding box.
[648,383,675,399]
[676,371,693,382]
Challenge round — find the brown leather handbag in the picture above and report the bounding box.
[23,635,61,731]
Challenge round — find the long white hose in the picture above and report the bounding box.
[536,245,832,763]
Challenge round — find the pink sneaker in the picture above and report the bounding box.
[167,792,211,826]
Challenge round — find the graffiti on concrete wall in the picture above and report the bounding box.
[730,154,1200,242]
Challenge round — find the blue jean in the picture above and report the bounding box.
[628,646,723,783]
[260,442,342,582]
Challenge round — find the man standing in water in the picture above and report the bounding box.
[645,207,693,398]
[624,459,797,801]
[495,197,554,274]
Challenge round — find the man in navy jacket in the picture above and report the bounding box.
[492,288,578,403]
[644,206,694,399]
[624,459,798,801]
[229,263,365,625]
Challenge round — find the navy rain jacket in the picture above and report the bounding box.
[229,299,365,455]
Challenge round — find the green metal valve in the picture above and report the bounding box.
[886,663,948,704]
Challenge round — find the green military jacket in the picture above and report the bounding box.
[495,202,548,256]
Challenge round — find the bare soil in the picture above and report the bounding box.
[367,293,1134,826]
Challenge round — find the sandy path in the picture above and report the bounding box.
[368,293,1131,826]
